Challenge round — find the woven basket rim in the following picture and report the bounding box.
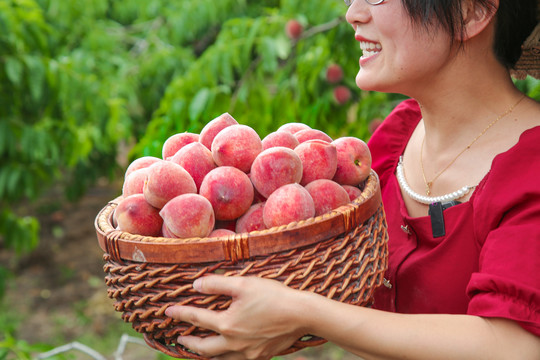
[95,171,382,264]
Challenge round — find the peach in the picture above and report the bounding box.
[294,139,338,186]
[250,147,303,199]
[162,132,199,160]
[211,124,262,173]
[305,179,350,216]
[326,64,343,84]
[170,142,217,191]
[208,229,236,238]
[263,183,315,228]
[162,222,177,238]
[333,86,351,105]
[199,113,238,150]
[261,131,300,151]
[235,202,267,233]
[199,166,254,221]
[125,156,161,178]
[277,122,311,134]
[285,19,303,40]
[342,184,363,201]
[332,137,372,186]
[160,193,215,239]
[122,167,149,197]
[115,194,163,236]
[143,160,197,209]
[294,128,333,144]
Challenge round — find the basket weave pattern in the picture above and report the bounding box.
[95,172,388,359]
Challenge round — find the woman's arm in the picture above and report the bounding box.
[165,275,540,360]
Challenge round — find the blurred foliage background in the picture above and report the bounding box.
[1,0,539,358]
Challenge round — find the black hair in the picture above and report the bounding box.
[400,0,538,68]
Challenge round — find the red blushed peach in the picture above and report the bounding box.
[250,147,303,199]
[305,179,350,216]
[342,184,363,201]
[211,124,262,173]
[143,160,197,209]
[294,139,338,186]
[122,167,149,197]
[199,166,254,221]
[277,122,311,134]
[170,142,217,191]
[161,132,199,160]
[294,128,333,144]
[263,183,315,228]
[208,228,236,238]
[115,194,163,236]
[125,156,161,178]
[332,137,372,186]
[160,194,215,239]
[162,223,177,238]
[261,131,300,150]
[199,113,238,150]
[235,202,266,233]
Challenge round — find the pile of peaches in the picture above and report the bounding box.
[115,113,372,239]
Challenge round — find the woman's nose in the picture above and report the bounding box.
[345,0,373,27]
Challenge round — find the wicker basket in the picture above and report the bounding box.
[94,171,388,359]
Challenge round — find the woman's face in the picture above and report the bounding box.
[346,0,455,95]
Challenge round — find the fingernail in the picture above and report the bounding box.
[193,278,202,291]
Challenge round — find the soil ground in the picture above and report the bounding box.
[1,180,363,360]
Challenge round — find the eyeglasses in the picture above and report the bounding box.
[344,0,385,6]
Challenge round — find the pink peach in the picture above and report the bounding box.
[115,194,163,236]
[235,202,267,233]
[143,160,197,209]
[160,193,215,239]
[170,142,217,191]
[208,229,236,238]
[199,166,254,221]
[263,183,315,228]
[211,124,262,173]
[199,113,238,150]
[122,167,149,197]
[332,137,372,186]
[342,184,363,201]
[250,147,303,199]
[294,139,338,186]
[305,179,350,216]
[261,131,300,150]
[277,122,311,134]
[125,156,161,178]
[294,129,333,144]
[162,132,199,160]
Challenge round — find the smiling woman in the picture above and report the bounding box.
[164,0,540,359]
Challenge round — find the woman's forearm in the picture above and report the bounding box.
[295,291,540,360]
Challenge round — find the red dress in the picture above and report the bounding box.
[368,99,540,336]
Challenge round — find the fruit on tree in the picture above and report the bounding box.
[285,19,303,40]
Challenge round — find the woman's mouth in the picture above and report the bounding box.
[359,41,382,59]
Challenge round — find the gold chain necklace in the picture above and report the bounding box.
[420,95,526,196]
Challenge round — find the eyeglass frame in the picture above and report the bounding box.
[344,0,385,6]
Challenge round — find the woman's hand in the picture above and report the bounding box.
[165,275,308,360]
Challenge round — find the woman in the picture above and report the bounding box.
[166,0,540,358]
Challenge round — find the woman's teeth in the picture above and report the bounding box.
[360,41,382,58]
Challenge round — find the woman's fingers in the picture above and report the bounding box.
[165,305,222,333]
[193,274,245,296]
[176,334,229,359]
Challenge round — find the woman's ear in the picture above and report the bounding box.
[459,0,498,40]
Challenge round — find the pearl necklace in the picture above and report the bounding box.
[396,156,473,205]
